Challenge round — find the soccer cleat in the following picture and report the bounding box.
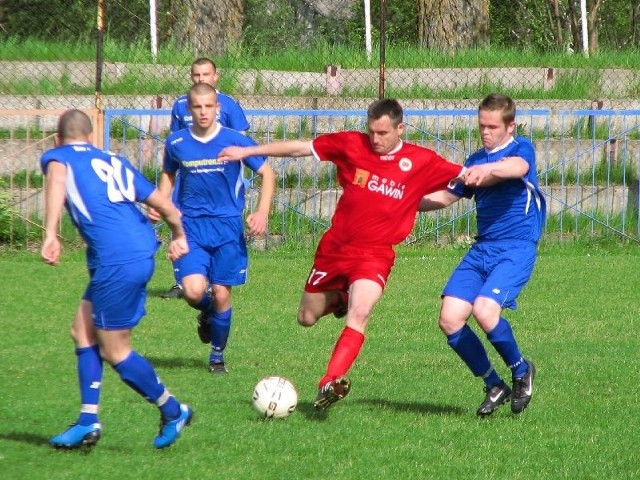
[196,312,211,344]
[49,423,101,449]
[313,377,351,410]
[208,361,228,375]
[153,404,193,449]
[160,284,183,299]
[511,360,536,414]
[477,381,512,417]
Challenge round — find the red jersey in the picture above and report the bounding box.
[311,131,463,247]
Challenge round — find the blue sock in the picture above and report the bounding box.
[209,350,224,364]
[447,324,502,387]
[76,345,103,426]
[113,351,181,420]
[195,293,212,313]
[486,317,528,378]
[210,308,232,357]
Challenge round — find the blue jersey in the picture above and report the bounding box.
[40,143,159,268]
[169,91,250,133]
[163,126,266,218]
[449,136,546,242]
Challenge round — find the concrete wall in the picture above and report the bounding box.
[3,61,640,98]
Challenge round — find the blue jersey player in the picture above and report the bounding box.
[169,57,249,134]
[149,83,275,374]
[420,93,545,417]
[41,109,193,449]
[162,57,251,299]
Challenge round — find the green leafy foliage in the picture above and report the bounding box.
[0,0,637,54]
[0,178,14,243]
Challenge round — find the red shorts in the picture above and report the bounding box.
[303,235,395,294]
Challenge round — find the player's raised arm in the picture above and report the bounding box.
[219,139,313,162]
[418,190,460,212]
[464,156,529,187]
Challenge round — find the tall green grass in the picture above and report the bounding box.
[4,37,640,70]
[1,244,639,479]
[2,38,640,98]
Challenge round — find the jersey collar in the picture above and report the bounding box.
[485,136,515,154]
[190,122,221,143]
[384,140,403,156]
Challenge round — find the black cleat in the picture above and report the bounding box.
[161,284,183,299]
[208,361,228,375]
[511,360,536,414]
[313,377,351,410]
[477,381,512,417]
[197,312,211,344]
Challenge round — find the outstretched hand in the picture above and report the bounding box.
[463,164,492,187]
[218,146,247,162]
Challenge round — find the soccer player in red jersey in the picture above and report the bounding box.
[219,99,464,409]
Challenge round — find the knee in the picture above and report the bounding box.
[97,345,115,365]
[438,315,463,335]
[346,304,371,331]
[69,325,81,344]
[297,308,318,328]
[69,323,96,347]
[182,285,205,305]
[211,285,231,307]
[471,303,499,332]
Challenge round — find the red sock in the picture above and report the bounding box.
[318,326,365,388]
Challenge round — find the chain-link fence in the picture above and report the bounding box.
[3,107,638,250]
[1,1,640,112]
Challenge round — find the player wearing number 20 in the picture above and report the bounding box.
[40,109,192,449]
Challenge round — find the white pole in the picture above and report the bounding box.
[364,0,372,61]
[149,0,158,61]
[580,0,589,57]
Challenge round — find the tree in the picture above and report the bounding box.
[585,0,605,53]
[563,0,604,54]
[417,0,489,51]
[166,0,244,56]
[0,0,93,40]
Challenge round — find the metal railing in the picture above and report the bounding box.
[2,107,639,250]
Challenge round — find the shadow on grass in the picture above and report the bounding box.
[356,398,465,415]
[295,398,465,420]
[0,431,50,447]
[295,401,330,421]
[0,431,133,453]
[147,287,181,299]
[144,355,204,369]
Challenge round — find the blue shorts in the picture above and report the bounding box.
[442,240,538,310]
[82,258,154,330]
[173,216,248,286]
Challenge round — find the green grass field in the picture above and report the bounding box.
[1,244,639,479]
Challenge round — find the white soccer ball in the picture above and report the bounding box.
[252,376,298,419]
